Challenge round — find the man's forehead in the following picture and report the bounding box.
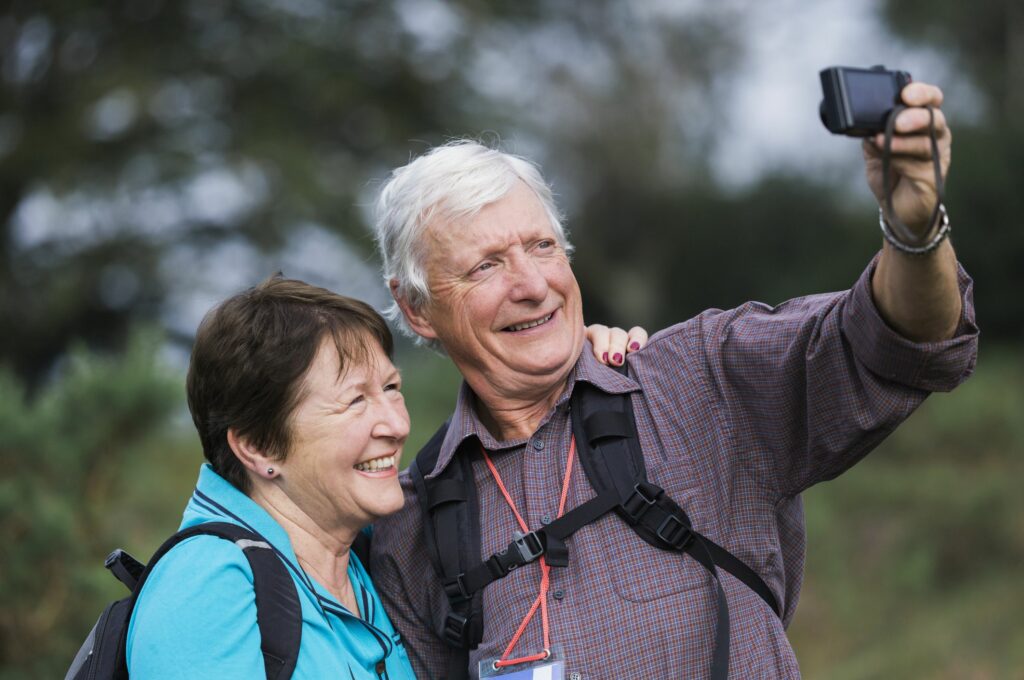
[421,188,555,259]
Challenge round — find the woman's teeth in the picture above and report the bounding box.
[506,313,552,332]
[354,455,395,472]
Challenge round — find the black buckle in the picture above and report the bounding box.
[442,611,470,646]
[622,482,662,522]
[510,530,544,564]
[442,573,471,602]
[656,514,692,550]
[486,530,546,579]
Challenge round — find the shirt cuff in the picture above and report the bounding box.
[841,252,979,392]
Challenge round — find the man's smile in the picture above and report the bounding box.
[503,311,555,332]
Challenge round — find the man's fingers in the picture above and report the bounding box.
[901,82,944,108]
[865,106,951,158]
[869,133,944,159]
[894,106,948,136]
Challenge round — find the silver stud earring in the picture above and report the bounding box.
[267,467,275,475]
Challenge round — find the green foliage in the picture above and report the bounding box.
[0,329,191,678]
[393,342,463,456]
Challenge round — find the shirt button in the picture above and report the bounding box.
[533,440,545,450]
[541,514,552,525]
[552,588,565,600]
[375,660,386,674]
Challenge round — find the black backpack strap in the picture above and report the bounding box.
[411,421,480,680]
[352,530,371,572]
[570,366,781,680]
[130,522,302,680]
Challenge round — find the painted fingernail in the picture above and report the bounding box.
[630,342,640,351]
[613,353,623,364]
[602,352,609,362]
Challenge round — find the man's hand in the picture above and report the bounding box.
[862,82,952,235]
[866,81,961,342]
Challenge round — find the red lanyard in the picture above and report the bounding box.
[479,435,577,669]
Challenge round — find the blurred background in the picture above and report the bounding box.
[1,0,1021,677]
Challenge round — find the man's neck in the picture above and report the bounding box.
[462,370,572,441]
[475,391,562,441]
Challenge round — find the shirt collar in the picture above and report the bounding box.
[425,340,640,479]
[183,463,302,568]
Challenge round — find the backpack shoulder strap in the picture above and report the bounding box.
[569,366,781,617]
[132,522,302,680]
[410,421,479,680]
[351,530,371,572]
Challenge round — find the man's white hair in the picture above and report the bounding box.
[373,139,572,346]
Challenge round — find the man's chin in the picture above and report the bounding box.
[513,344,583,379]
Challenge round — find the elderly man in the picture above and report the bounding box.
[370,81,977,679]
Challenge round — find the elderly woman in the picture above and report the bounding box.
[124,275,643,679]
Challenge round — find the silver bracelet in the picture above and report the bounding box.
[878,204,951,255]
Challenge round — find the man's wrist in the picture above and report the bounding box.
[879,203,951,255]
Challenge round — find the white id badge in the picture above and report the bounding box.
[479,645,565,680]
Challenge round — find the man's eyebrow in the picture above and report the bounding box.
[468,232,544,261]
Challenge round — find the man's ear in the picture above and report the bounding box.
[390,279,439,340]
[227,428,277,480]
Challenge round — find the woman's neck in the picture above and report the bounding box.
[248,484,361,615]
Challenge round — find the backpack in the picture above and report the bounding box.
[409,366,782,680]
[65,521,303,680]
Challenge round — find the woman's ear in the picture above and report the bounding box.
[227,428,279,480]
[390,279,439,340]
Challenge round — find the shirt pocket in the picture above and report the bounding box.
[595,509,708,603]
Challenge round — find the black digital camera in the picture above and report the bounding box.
[819,65,912,137]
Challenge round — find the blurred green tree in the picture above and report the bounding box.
[0,330,184,677]
[1,0,467,386]
[1,1,745,389]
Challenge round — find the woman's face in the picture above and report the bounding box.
[276,336,409,536]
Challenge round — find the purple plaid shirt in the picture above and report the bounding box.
[371,257,978,679]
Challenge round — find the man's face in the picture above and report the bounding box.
[409,181,585,401]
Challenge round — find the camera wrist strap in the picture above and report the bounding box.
[881,104,945,247]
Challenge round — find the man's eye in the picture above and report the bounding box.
[384,382,401,392]
[473,262,494,274]
[349,395,365,406]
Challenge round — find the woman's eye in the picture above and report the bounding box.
[349,395,365,406]
[384,382,401,392]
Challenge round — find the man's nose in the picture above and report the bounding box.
[507,254,549,302]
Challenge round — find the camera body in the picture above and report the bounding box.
[819,65,912,136]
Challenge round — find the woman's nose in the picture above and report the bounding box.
[373,398,410,441]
